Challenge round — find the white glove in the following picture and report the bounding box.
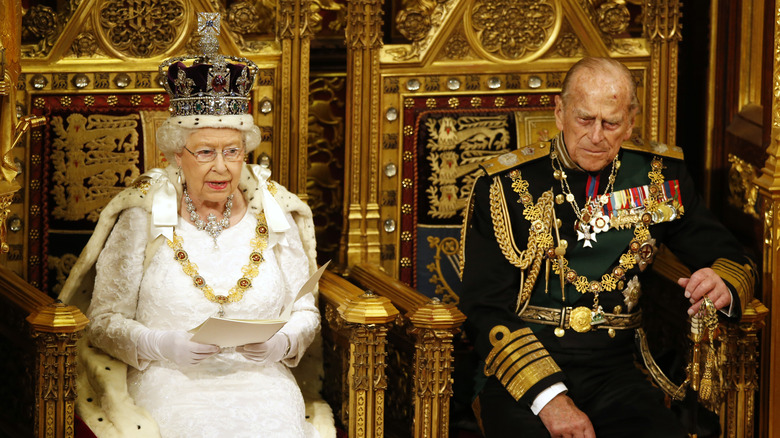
[137,329,219,367]
[236,332,294,364]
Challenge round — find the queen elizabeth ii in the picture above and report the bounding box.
[58,14,324,438]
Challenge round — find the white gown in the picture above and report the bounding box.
[87,206,320,438]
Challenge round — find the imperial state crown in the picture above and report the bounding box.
[158,13,258,117]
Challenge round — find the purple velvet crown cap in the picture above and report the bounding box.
[166,61,251,97]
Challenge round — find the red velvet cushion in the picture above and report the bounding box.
[74,415,97,438]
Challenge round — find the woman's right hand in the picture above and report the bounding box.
[137,329,219,367]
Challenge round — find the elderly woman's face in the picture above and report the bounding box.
[175,128,245,204]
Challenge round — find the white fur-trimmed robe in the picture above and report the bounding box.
[59,164,335,438]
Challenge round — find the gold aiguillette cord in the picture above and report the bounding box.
[551,203,566,303]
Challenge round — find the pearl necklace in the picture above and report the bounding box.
[184,185,233,247]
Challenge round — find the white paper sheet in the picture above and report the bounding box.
[189,317,287,347]
[189,261,330,347]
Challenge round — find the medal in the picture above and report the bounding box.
[569,307,592,332]
[576,226,597,248]
[550,141,620,250]
[590,210,610,233]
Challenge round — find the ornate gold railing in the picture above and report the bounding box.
[349,263,466,438]
[0,265,88,438]
[319,268,399,438]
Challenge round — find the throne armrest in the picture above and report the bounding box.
[319,268,399,438]
[649,247,767,438]
[348,263,466,438]
[0,264,88,438]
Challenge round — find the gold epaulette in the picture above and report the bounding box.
[621,137,685,161]
[481,142,551,176]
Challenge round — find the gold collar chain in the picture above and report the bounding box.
[550,136,620,248]
[507,154,668,321]
[167,211,269,315]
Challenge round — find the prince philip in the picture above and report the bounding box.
[459,57,757,438]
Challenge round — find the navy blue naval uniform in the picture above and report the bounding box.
[459,134,757,438]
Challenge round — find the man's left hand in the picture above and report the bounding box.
[677,267,731,315]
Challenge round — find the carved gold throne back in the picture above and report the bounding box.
[338,1,767,437]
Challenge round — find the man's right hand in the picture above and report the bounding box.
[537,394,595,438]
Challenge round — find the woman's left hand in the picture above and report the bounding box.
[237,332,291,364]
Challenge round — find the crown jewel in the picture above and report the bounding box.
[159,13,258,117]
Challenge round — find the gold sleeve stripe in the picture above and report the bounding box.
[485,329,535,369]
[500,352,558,394]
[711,258,756,305]
[493,341,546,378]
[495,351,561,401]
[484,326,561,401]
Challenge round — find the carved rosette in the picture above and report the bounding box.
[467,0,561,62]
[396,8,432,42]
[226,0,275,35]
[554,32,582,58]
[97,0,186,58]
[597,2,630,35]
[21,5,60,57]
[69,32,101,58]
[441,30,471,60]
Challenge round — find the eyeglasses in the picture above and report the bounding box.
[183,147,245,163]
